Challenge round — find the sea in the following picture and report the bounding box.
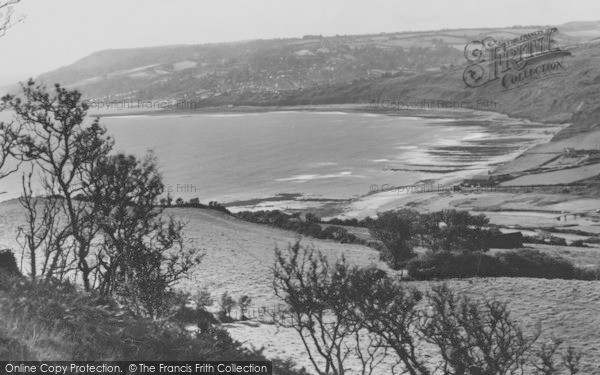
[0,109,564,204]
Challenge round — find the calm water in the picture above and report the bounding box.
[0,110,561,203]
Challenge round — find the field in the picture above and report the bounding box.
[1,199,600,373]
[224,277,600,374]
[0,200,383,308]
[171,205,600,374]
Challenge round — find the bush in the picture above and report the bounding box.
[235,210,363,245]
[570,240,588,247]
[379,236,416,269]
[0,331,37,360]
[407,251,503,279]
[192,287,214,310]
[0,249,20,276]
[219,292,236,320]
[497,250,575,279]
[172,306,219,333]
[0,275,306,372]
[524,234,568,246]
[238,295,252,320]
[407,249,583,280]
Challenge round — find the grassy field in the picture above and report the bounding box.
[2,199,600,373]
[129,208,600,374]
[0,200,383,308]
[172,207,600,374]
[224,277,600,374]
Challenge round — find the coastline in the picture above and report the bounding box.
[87,103,583,217]
[12,104,596,219]
[90,102,545,122]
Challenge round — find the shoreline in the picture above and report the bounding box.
[8,104,593,217]
[89,102,539,123]
[91,104,577,217]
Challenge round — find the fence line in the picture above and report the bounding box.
[224,303,294,324]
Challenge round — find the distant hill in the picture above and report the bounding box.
[29,21,600,145]
[34,22,599,102]
[37,37,462,100]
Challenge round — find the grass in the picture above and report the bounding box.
[2,202,600,373]
[0,273,309,374]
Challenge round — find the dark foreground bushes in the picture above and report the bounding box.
[0,274,308,374]
[406,249,597,280]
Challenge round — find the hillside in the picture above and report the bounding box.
[6,201,600,372]
[35,21,599,105]
[0,200,382,308]
[37,36,463,100]
[287,42,600,136]
[31,22,600,156]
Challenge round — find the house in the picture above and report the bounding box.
[461,173,513,187]
[461,174,496,187]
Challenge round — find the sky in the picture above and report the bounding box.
[0,0,599,85]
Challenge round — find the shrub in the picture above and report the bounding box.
[0,331,37,360]
[570,240,587,247]
[219,292,236,320]
[238,295,252,320]
[0,275,306,371]
[379,236,416,269]
[235,210,362,245]
[420,209,491,252]
[0,249,19,276]
[407,249,582,280]
[497,250,575,279]
[407,250,503,279]
[193,287,214,310]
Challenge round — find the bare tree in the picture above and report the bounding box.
[273,241,583,375]
[6,80,114,290]
[341,267,428,375]
[0,0,24,38]
[17,167,74,282]
[7,81,200,321]
[0,0,25,179]
[273,241,394,375]
[0,117,22,178]
[419,285,539,375]
[533,338,582,375]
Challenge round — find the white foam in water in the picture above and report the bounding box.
[461,132,490,140]
[208,113,260,117]
[396,145,419,150]
[305,111,349,115]
[312,162,338,167]
[276,171,359,182]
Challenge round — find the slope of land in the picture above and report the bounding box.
[33,21,599,115]
[1,197,600,372]
[0,200,383,308]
